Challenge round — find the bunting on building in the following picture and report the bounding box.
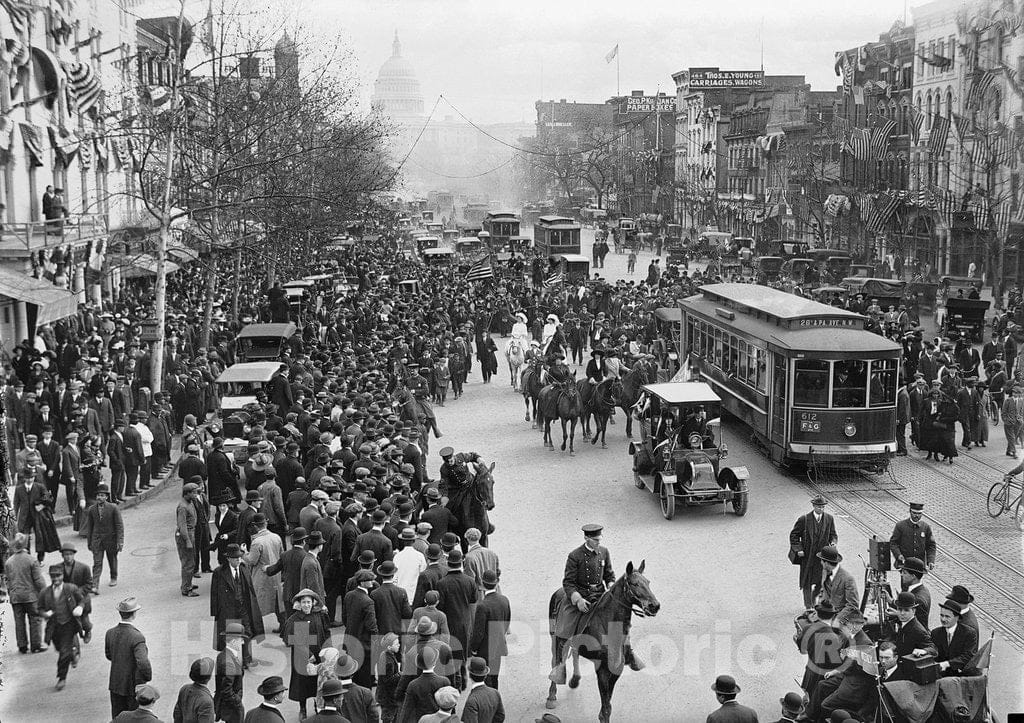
[48,125,79,166]
[63,61,103,115]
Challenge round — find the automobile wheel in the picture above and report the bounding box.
[633,462,645,489]
[731,480,748,516]
[987,483,1007,518]
[1015,496,1024,532]
[660,483,676,520]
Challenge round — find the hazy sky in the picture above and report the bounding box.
[323,0,913,124]
[136,0,914,124]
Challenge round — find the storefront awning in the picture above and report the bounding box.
[110,253,181,278]
[0,266,77,325]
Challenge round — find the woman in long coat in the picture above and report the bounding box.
[281,588,331,720]
[919,388,960,462]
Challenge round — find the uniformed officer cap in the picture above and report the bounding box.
[582,523,603,537]
[909,502,925,511]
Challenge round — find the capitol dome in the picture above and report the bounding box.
[372,31,424,122]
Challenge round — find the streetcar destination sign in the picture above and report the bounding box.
[796,318,860,328]
[688,68,766,89]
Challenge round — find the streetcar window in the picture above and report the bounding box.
[794,360,829,407]
[754,349,767,393]
[870,359,898,407]
[832,360,868,408]
[736,339,748,381]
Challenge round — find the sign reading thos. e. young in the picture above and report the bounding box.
[688,68,765,89]
[624,96,677,114]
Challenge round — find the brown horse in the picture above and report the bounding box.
[547,561,660,723]
[443,460,496,547]
[577,377,621,448]
[538,380,583,454]
[521,360,545,426]
[615,366,651,438]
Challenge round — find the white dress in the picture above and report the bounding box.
[541,322,558,353]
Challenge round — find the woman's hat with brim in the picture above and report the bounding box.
[292,588,324,608]
[335,652,360,678]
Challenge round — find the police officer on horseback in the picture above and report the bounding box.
[563,524,614,612]
[439,446,482,493]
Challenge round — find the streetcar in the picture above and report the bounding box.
[534,215,581,256]
[680,283,900,477]
[482,211,521,249]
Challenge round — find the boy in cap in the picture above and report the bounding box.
[173,657,216,722]
[111,684,160,721]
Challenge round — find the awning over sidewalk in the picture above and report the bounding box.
[110,253,181,278]
[0,266,77,325]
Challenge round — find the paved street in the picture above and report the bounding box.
[1,234,1021,722]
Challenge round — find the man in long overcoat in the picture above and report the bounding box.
[243,515,283,629]
[789,495,838,609]
[210,544,264,665]
[433,548,477,690]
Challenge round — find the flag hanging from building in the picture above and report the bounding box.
[934,187,958,228]
[605,44,619,63]
[866,192,900,233]
[544,271,564,289]
[869,116,896,159]
[908,106,925,143]
[928,113,951,156]
[852,85,865,105]
[995,199,1013,239]
[1,0,31,40]
[850,127,870,161]
[951,112,971,144]
[966,69,996,109]
[466,257,493,282]
[19,122,45,167]
[972,137,991,171]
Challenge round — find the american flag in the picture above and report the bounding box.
[543,272,564,288]
[19,122,45,167]
[850,127,870,161]
[928,114,951,157]
[869,117,896,159]
[908,106,925,143]
[966,69,996,109]
[951,112,971,144]
[465,257,493,282]
[972,138,991,172]
[1,0,31,39]
[934,188,958,228]
[994,199,1013,239]
[866,192,900,233]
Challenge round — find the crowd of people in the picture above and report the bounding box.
[0,208,1007,722]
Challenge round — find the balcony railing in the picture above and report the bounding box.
[0,213,109,252]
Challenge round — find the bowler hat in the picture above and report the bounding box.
[425,544,442,561]
[378,560,397,578]
[447,548,464,567]
[711,674,741,695]
[245,490,262,502]
[814,600,837,617]
[290,526,307,543]
[256,676,287,697]
[894,591,919,609]
[816,545,842,564]
[482,569,499,587]
[189,657,215,681]
[220,622,249,639]
[468,656,490,677]
[901,557,927,576]
[781,692,804,714]
[940,598,965,616]
[96,483,110,495]
[224,544,244,559]
[358,550,376,565]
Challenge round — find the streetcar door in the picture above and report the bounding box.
[770,353,787,450]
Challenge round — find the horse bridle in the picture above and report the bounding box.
[596,574,653,618]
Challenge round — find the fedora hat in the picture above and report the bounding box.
[946,585,974,605]
[816,545,842,564]
[335,652,359,678]
[256,676,287,697]
[711,674,741,695]
[224,543,244,559]
[117,597,142,614]
[814,600,837,617]
[415,616,438,636]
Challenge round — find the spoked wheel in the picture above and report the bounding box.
[1015,497,1024,531]
[987,483,1007,518]
[660,484,676,520]
[731,480,749,516]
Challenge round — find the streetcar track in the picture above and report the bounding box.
[898,455,989,500]
[795,472,1024,649]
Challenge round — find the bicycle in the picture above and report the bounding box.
[987,473,1024,530]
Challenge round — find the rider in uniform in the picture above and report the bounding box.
[439,446,482,494]
[561,524,644,670]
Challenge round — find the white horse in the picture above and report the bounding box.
[506,338,527,390]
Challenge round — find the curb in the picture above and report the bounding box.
[54,455,183,529]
